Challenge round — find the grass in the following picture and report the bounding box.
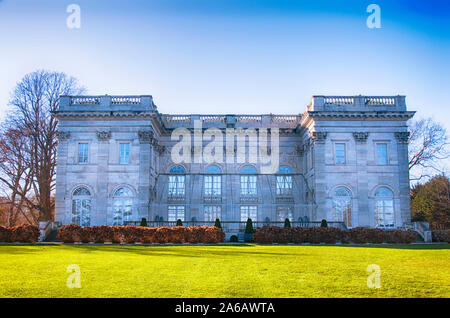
[0,244,448,298]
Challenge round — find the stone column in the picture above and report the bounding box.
[138,130,153,220]
[96,131,111,225]
[55,131,70,224]
[353,132,370,227]
[311,131,327,221]
[395,131,411,225]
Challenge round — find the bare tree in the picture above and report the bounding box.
[0,126,37,225]
[408,118,449,181]
[7,70,84,221]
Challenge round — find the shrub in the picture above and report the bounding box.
[0,226,12,242]
[284,218,291,228]
[432,230,450,243]
[245,218,254,234]
[253,226,419,244]
[214,218,222,229]
[176,219,183,226]
[229,235,238,243]
[57,224,84,243]
[140,218,148,227]
[320,219,328,228]
[9,225,40,243]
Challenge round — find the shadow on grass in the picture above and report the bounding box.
[0,243,448,258]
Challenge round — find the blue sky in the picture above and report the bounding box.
[0,0,449,125]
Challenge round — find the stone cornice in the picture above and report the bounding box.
[307,111,416,120]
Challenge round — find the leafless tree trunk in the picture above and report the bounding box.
[0,127,37,225]
[7,70,84,221]
[408,118,449,181]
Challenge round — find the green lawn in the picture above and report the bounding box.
[0,244,448,298]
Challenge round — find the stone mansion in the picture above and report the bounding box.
[53,95,414,231]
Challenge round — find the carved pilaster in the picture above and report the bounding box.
[311,131,327,143]
[352,132,369,143]
[395,132,410,143]
[138,130,154,144]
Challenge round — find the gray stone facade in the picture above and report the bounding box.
[53,95,414,230]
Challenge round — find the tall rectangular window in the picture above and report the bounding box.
[120,143,130,164]
[240,176,257,196]
[276,176,292,196]
[276,206,293,222]
[204,206,221,221]
[168,205,185,222]
[168,175,185,197]
[240,205,257,222]
[204,175,221,196]
[335,143,346,164]
[78,143,89,164]
[377,143,388,165]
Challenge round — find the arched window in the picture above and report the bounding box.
[72,187,91,226]
[276,166,293,196]
[332,187,352,227]
[204,165,222,196]
[113,187,133,225]
[240,166,257,196]
[168,165,185,197]
[374,187,394,228]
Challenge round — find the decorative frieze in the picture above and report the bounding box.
[352,132,369,143]
[395,131,410,143]
[56,131,71,141]
[96,131,111,141]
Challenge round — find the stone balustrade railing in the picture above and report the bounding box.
[309,95,406,111]
[70,96,101,105]
[59,95,154,109]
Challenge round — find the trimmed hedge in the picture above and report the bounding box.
[253,226,418,244]
[56,225,226,244]
[432,230,450,243]
[0,225,40,243]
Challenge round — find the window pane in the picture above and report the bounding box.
[120,143,130,164]
[240,206,257,222]
[335,143,346,164]
[377,144,387,164]
[78,143,88,163]
[204,206,221,221]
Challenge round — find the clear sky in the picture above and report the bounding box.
[0,0,449,124]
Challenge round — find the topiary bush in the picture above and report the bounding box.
[284,218,291,228]
[214,218,222,229]
[320,219,328,228]
[176,219,183,227]
[245,218,254,234]
[140,218,148,227]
